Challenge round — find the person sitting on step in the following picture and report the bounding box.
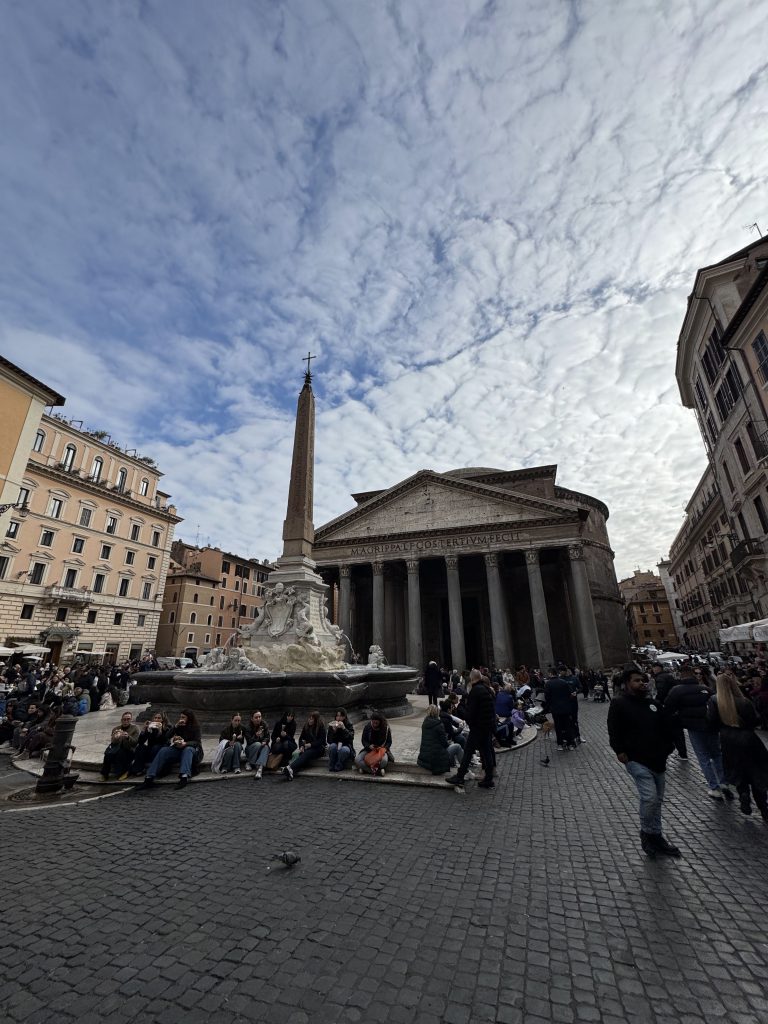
[100,710,140,780]
[219,713,247,774]
[354,710,393,776]
[283,711,326,781]
[129,711,171,775]
[326,708,355,772]
[269,710,297,769]
[418,704,463,775]
[245,709,271,779]
[137,709,203,790]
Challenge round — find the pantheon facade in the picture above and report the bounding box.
[315,466,628,672]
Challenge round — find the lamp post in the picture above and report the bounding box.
[0,501,30,517]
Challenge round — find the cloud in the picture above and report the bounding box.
[1,0,766,580]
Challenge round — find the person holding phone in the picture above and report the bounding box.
[326,708,355,772]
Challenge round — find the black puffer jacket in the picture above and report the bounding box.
[664,681,714,733]
[465,682,496,734]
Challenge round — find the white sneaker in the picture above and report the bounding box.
[465,770,476,781]
[379,768,385,776]
[283,765,294,781]
[707,788,724,800]
[234,768,241,775]
[254,766,262,779]
[244,763,253,771]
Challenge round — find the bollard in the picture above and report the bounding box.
[35,714,79,795]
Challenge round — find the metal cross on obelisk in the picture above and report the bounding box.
[302,351,314,383]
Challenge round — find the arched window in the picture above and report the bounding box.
[190,612,197,624]
[140,478,149,496]
[90,456,103,483]
[62,444,76,471]
[169,611,175,624]
[116,468,127,493]
[33,430,45,453]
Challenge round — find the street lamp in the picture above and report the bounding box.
[0,501,29,517]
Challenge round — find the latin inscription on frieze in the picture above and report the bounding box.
[349,530,524,558]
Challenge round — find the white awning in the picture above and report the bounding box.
[719,618,768,643]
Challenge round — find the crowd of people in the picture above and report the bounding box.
[608,654,768,857]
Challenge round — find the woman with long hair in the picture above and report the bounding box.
[417,704,462,775]
[138,709,203,790]
[326,708,355,772]
[269,710,297,769]
[130,711,170,775]
[708,672,768,819]
[354,710,393,776]
[283,711,326,781]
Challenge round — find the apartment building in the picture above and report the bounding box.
[0,357,182,664]
[668,233,768,643]
[156,542,274,660]
[618,569,678,649]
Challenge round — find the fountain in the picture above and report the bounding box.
[133,359,417,725]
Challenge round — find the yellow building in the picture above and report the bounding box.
[0,357,182,665]
[156,543,273,660]
[618,569,678,649]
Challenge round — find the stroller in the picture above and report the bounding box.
[591,683,606,703]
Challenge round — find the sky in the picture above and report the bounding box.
[2,0,767,580]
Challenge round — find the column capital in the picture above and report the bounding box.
[340,563,351,578]
[445,555,460,571]
[484,552,499,568]
[372,560,384,576]
[406,558,420,574]
[568,543,584,561]
[524,549,540,565]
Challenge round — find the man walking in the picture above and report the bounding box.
[445,669,496,790]
[664,664,731,801]
[424,660,442,706]
[608,668,681,858]
[543,670,578,750]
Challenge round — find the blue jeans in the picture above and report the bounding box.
[355,749,389,772]
[147,744,195,779]
[626,761,665,834]
[246,741,270,768]
[328,744,352,770]
[687,730,724,789]
[221,741,243,772]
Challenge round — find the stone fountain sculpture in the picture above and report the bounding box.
[134,358,417,724]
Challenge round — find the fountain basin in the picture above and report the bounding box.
[132,666,418,728]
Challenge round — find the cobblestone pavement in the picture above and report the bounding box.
[3,700,768,1024]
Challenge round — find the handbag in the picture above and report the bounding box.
[266,752,283,771]
[363,745,387,770]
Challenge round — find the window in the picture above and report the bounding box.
[714,364,742,421]
[29,562,45,585]
[188,633,194,643]
[118,578,130,598]
[205,634,210,644]
[190,612,197,624]
[79,507,92,527]
[62,444,76,471]
[151,530,161,547]
[193,593,199,604]
[138,613,146,627]
[746,421,768,462]
[114,612,123,625]
[0,555,8,580]
[231,618,235,628]
[169,611,176,624]
[101,544,112,560]
[218,616,223,627]
[55,607,68,622]
[125,550,135,566]
[6,521,19,539]
[705,413,718,446]
[140,478,149,496]
[93,573,105,594]
[654,614,662,624]
[219,596,224,609]
[50,498,63,519]
[222,560,231,574]
[221,577,227,589]
[216,634,221,645]
[209,596,214,605]
[106,516,117,535]
[142,582,151,600]
[239,604,245,616]
[753,331,768,384]
[701,328,726,385]
[33,429,45,453]
[18,486,30,507]
[147,556,156,570]
[207,615,212,626]
[235,580,240,591]
[87,610,97,624]
[755,496,768,534]
[40,530,54,547]
[90,456,103,482]
[63,568,77,588]
[734,437,751,475]
[130,524,140,541]
[20,604,34,620]
[72,537,85,554]
[116,468,127,493]
[722,461,734,493]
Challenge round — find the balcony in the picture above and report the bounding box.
[42,585,93,605]
[730,538,764,571]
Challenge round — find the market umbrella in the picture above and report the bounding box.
[11,644,51,655]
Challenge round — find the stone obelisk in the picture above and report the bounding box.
[255,355,342,652]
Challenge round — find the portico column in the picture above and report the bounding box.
[384,567,397,662]
[339,564,352,641]
[568,543,602,667]
[445,555,466,671]
[484,552,510,669]
[406,559,424,669]
[525,549,554,673]
[372,561,385,650]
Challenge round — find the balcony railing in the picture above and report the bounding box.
[43,585,93,605]
[730,538,764,570]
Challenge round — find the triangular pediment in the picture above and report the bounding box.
[316,470,578,543]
